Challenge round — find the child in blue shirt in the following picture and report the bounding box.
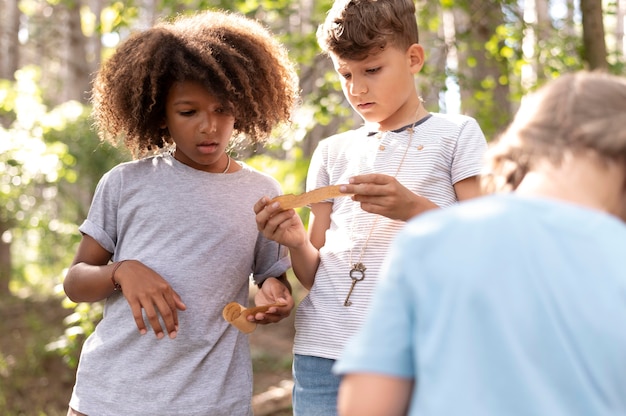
[335,71,626,416]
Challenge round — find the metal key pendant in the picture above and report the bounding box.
[344,263,366,306]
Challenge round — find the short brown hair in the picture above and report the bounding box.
[317,0,419,60]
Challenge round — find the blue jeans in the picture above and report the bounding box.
[292,354,341,416]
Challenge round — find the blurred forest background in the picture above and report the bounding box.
[1,0,624,414]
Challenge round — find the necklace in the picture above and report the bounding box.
[170,148,231,174]
[222,154,231,174]
[344,115,419,307]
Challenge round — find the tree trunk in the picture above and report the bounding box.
[455,0,512,137]
[521,0,538,91]
[0,220,12,297]
[534,0,551,84]
[0,0,20,81]
[616,0,625,57]
[88,0,104,74]
[138,0,158,29]
[565,0,577,37]
[65,0,92,103]
[580,0,608,70]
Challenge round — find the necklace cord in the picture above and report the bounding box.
[348,109,421,272]
[222,154,231,174]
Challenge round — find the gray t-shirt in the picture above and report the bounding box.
[69,153,290,416]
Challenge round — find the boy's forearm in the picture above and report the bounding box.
[406,195,439,220]
[289,241,320,290]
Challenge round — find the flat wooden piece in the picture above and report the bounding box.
[270,185,351,210]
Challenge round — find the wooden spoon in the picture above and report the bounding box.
[222,302,288,333]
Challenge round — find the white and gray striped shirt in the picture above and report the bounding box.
[294,113,488,360]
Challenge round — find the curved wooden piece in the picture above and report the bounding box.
[222,302,288,334]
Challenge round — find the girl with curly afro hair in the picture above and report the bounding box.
[64,10,298,416]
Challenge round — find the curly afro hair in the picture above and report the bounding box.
[91,10,300,157]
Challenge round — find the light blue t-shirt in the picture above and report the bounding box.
[334,194,626,415]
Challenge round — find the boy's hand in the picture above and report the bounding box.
[254,196,308,248]
[248,277,295,324]
[342,174,438,221]
[114,260,187,340]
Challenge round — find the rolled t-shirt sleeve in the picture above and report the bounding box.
[333,231,417,379]
[79,219,116,254]
[251,230,291,286]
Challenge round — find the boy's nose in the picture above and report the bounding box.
[349,79,367,96]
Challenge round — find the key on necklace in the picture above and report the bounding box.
[344,263,366,306]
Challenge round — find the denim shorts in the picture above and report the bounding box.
[292,354,341,416]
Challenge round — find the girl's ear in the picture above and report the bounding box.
[407,43,425,74]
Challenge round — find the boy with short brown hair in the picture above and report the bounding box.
[255,1,487,414]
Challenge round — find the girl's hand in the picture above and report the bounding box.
[341,174,438,221]
[114,260,187,339]
[248,277,294,324]
[254,196,308,248]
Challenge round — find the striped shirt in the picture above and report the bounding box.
[294,113,488,359]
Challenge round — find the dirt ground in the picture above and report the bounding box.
[250,310,296,394]
[249,309,296,415]
[0,295,297,416]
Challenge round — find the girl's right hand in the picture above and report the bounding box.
[113,260,187,339]
[254,196,307,248]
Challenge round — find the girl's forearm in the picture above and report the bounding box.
[64,262,118,303]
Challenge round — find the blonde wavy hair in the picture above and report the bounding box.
[481,71,626,193]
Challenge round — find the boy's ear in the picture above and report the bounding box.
[407,43,425,74]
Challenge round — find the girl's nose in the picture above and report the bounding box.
[199,112,217,133]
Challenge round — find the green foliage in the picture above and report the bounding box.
[1,66,129,297]
[1,67,75,295]
[309,71,354,127]
[247,150,312,226]
[48,299,104,368]
[0,71,129,365]
[3,2,626,404]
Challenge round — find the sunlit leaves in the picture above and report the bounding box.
[80,4,97,36]
[47,300,104,368]
[0,64,123,296]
